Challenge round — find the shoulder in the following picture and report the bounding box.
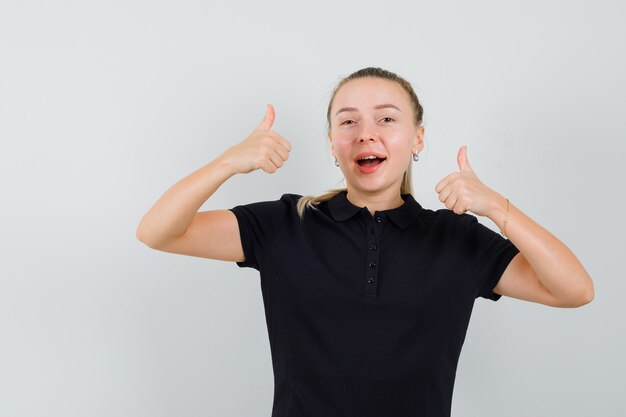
[228,193,302,221]
[228,193,305,238]
[416,205,473,228]
[231,193,302,209]
[279,193,303,204]
[410,207,481,247]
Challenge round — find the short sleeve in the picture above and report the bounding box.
[228,194,294,270]
[466,215,520,301]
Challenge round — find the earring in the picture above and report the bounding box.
[412,152,420,162]
[334,157,339,167]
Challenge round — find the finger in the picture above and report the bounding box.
[437,184,453,204]
[261,158,278,173]
[271,151,285,167]
[453,198,470,215]
[257,104,275,131]
[444,190,458,211]
[262,149,282,168]
[435,172,458,193]
[281,137,292,152]
[272,131,292,152]
[274,145,289,162]
[269,134,291,156]
[457,145,474,173]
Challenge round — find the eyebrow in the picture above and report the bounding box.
[334,103,401,117]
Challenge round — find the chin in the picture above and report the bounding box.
[350,180,390,193]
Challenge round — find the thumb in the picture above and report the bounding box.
[257,104,275,131]
[457,145,474,173]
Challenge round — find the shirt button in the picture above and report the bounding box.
[368,277,375,284]
[369,244,377,251]
[375,216,382,223]
[368,261,377,268]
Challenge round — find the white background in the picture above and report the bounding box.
[1,0,624,416]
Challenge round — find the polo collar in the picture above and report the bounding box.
[327,190,422,229]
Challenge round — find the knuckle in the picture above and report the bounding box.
[260,146,272,158]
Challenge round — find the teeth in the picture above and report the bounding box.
[360,155,378,160]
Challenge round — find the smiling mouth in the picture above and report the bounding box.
[356,157,387,167]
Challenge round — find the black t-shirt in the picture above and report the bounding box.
[229,191,519,417]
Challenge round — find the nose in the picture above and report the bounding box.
[357,120,379,142]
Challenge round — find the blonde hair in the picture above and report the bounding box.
[296,67,424,219]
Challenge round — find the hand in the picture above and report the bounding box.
[219,104,292,174]
[434,145,502,217]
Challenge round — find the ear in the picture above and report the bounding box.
[412,126,425,154]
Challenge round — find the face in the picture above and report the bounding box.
[328,77,424,196]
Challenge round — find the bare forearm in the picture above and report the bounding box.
[487,194,594,304]
[136,156,237,247]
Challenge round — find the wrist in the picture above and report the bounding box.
[201,155,238,183]
[213,151,242,177]
[487,193,510,237]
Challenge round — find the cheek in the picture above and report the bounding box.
[330,135,352,152]
[332,130,352,141]
[388,134,414,152]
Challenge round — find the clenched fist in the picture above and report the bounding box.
[435,145,504,217]
[219,104,292,174]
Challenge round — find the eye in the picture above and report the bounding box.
[381,117,394,123]
[340,120,355,125]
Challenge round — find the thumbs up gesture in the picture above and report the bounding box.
[434,146,501,216]
[219,104,292,174]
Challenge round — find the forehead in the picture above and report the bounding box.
[332,77,409,110]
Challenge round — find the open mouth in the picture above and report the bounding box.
[356,156,387,167]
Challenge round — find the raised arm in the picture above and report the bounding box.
[135,104,292,261]
[435,146,594,308]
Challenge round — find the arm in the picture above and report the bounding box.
[488,196,594,307]
[135,157,243,260]
[436,145,594,308]
[135,104,292,261]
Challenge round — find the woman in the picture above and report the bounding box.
[136,67,594,417]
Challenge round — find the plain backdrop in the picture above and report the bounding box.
[1,0,624,416]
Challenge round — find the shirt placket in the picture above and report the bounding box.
[363,212,384,298]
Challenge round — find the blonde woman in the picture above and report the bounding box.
[136,67,594,417]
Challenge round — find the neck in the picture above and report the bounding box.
[345,186,405,215]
